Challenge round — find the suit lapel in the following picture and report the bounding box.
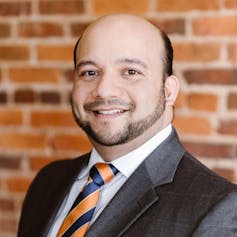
[87,128,185,237]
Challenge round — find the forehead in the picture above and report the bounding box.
[76,16,164,66]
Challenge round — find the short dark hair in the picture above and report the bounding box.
[73,31,173,77]
[160,30,173,77]
[73,37,80,69]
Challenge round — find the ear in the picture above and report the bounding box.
[164,75,179,106]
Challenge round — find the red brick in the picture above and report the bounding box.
[228,93,237,110]
[213,168,235,182]
[173,43,220,62]
[0,45,29,61]
[14,196,24,211]
[0,92,7,103]
[218,120,237,135]
[52,133,92,151]
[71,22,91,37]
[18,22,63,37]
[187,93,218,111]
[39,91,61,104]
[228,44,237,60]
[0,216,17,232]
[7,177,31,193]
[173,116,212,135]
[193,16,237,36]
[29,156,58,171]
[174,91,185,109]
[0,155,21,170]
[14,89,36,103]
[39,0,85,14]
[92,0,149,15]
[148,18,185,34]
[224,0,237,8]
[0,179,3,190]
[157,0,220,11]
[9,67,60,83]
[64,69,74,82]
[0,198,14,211]
[37,45,74,61]
[183,142,235,158]
[183,69,237,85]
[67,91,73,104]
[0,109,23,125]
[0,23,11,37]
[0,1,31,16]
[0,133,47,150]
[30,111,77,127]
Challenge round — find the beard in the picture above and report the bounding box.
[71,87,166,146]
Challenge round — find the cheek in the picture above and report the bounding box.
[133,84,158,102]
[71,93,85,117]
[72,83,91,105]
[72,88,81,105]
[130,84,161,112]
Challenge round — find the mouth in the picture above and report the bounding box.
[84,99,133,119]
[92,109,128,116]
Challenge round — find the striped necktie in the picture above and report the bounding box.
[56,163,118,237]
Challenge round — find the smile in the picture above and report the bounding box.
[93,109,126,115]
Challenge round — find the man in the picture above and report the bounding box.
[18,14,237,237]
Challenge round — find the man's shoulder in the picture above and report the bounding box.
[173,151,237,196]
[154,151,237,229]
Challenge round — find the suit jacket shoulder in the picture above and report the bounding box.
[171,152,237,236]
[162,150,235,197]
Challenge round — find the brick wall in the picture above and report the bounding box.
[0,0,236,236]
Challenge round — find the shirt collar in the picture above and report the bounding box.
[79,124,172,179]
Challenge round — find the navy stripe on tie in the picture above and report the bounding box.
[61,208,95,237]
[69,182,99,212]
[91,166,105,186]
[109,164,118,175]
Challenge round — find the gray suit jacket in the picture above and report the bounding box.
[18,129,237,236]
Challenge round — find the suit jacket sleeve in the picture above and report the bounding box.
[192,190,237,236]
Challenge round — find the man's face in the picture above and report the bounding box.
[72,16,167,146]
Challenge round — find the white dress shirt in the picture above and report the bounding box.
[48,125,172,236]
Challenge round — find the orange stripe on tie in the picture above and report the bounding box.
[57,191,99,237]
[71,223,89,237]
[96,163,114,184]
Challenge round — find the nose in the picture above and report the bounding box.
[92,72,121,99]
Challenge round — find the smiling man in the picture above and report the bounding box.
[18,14,237,237]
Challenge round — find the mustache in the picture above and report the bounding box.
[84,99,134,111]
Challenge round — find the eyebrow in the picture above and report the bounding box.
[76,60,97,69]
[116,58,148,69]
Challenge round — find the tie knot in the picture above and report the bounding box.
[89,163,118,186]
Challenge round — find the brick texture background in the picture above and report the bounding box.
[0,0,237,236]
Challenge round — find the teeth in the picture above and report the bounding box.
[97,109,124,115]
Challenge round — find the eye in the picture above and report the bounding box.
[80,70,98,76]
[80,70,100,77]
[124,69,139,76]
